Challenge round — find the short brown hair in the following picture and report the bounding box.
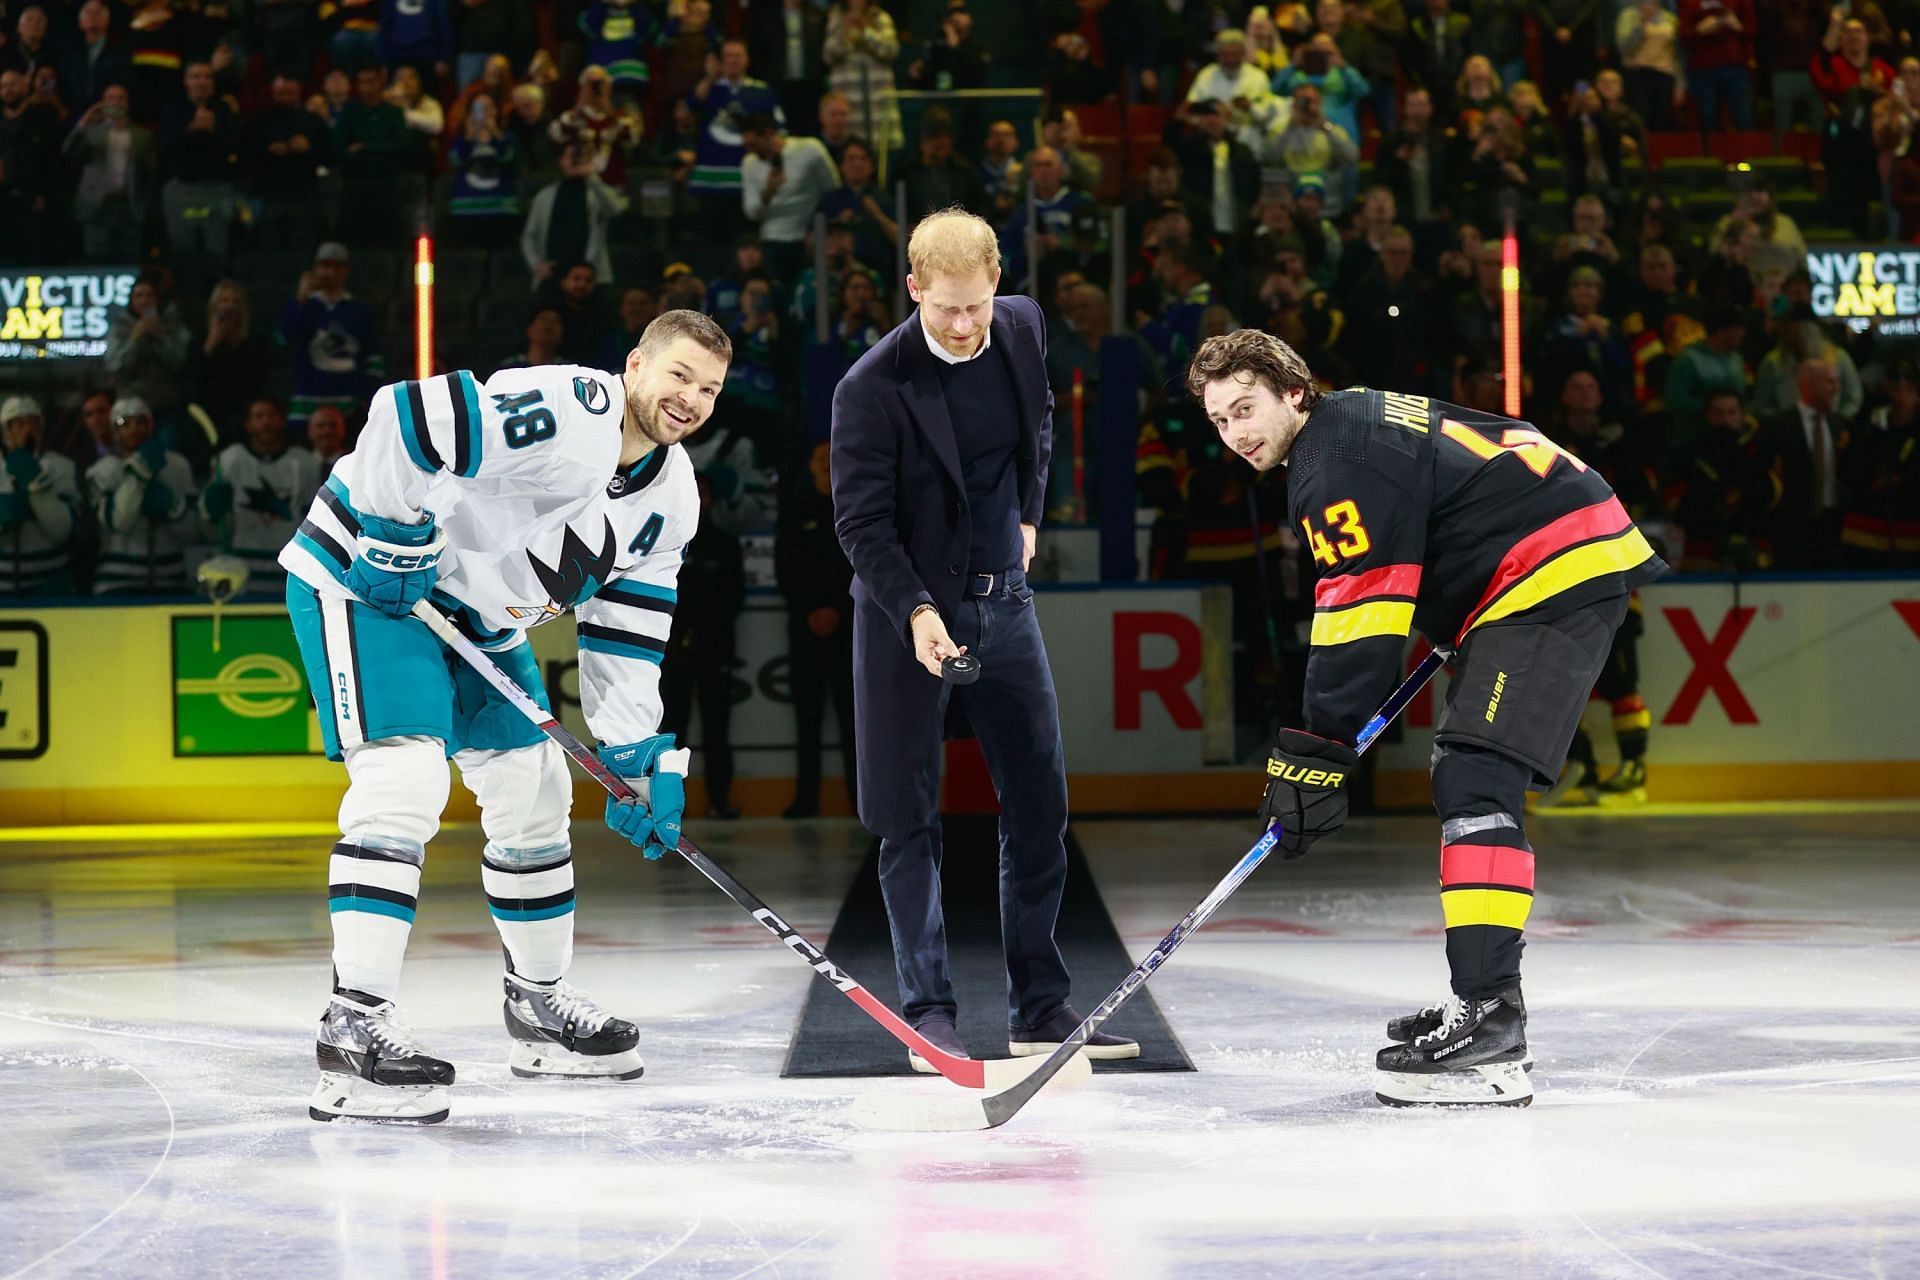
[907,208,1001,284]
[1185,328,1321,410]
[637,308,732,363]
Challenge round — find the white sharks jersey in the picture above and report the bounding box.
[279,363,698,746]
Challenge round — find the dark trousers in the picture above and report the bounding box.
[661,659,736,806]
[788,611,856,809]
[877,570,1072,1029]
[1623,66,1675,131]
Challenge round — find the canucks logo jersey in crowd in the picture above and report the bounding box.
[279,363,697,746]
[1289,388,1667,743]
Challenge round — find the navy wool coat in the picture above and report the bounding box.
[830,296,1054,840]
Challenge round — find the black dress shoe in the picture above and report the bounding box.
[781,799,818,819]
[1010,1005,1140,1059]
[706,802,741,820]
[907,1017,969,1073]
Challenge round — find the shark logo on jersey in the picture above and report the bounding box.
[573,376,612,415]
[518,516,618,618]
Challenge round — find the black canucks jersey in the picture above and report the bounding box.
[1287,388,1667,743]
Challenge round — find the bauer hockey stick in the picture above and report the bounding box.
[411,599,1088,1095]
[851,644,1455,1133]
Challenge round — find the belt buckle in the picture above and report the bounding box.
[969,572,995,596]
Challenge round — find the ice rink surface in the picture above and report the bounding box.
[3,804,1918,1279]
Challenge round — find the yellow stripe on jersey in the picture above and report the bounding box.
[1441,887,1534,931]
[1470,527,1656,632]
[1310,600,1415,646]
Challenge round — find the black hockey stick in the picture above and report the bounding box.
[410,600,1087,1095]
[852,644,1453,1132]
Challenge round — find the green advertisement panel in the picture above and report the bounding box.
[171,615,320,756]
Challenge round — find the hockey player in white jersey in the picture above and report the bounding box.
[202,398,319,596]
[279,310,732,1123]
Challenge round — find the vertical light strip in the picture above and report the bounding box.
[415,235,435,381]
[1501,227,1521,418]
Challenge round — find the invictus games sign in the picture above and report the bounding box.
[1807,247,1920,337]
[0,267,138,359]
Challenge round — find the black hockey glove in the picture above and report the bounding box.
[1260,729,1361,858]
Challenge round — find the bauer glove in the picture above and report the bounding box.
[346,509,445,617]
[599,734,689,860]
[1260,728,1361,858]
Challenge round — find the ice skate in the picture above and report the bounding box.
[503,972,645,1079]
[310,991,455,1124]
[1387,987,1533,1070]
[1533,760,1599,809]
[1375,991,1533,1107]
[1597,757,1647,804]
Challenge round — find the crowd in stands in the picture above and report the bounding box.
[1,0,1919,757]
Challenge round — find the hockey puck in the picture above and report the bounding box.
[941,654,981,685]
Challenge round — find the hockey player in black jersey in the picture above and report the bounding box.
[1188,330,1667,1107]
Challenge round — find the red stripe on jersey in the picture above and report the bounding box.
[1440,843,1536,890]
[1314,563,1424,611]
[1462,498,1633,629]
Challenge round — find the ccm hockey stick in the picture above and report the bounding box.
[412,599,1087,1095]
[853,645,1453,1132]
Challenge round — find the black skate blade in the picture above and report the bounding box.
[308,1105,451,1124]
[509,1064,646,1081]
[1374,1091,1533,1109]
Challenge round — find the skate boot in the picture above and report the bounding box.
[1387,985,1532,1070]
[1534,761,1599,809]
[1375,990,1533,1107]
[1597,757,1647,804]
[310,991,455,1123]
[503,972,645,1079]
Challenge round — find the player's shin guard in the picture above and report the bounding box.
[1431,745,1538,999]
[328,836,426,1001]
[482,842,576,983]
[1610,694,1650,763]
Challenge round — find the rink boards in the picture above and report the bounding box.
[1,576,1916,823]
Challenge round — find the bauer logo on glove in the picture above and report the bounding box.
[1260,728,1362,859]
[1265,759,1349,788]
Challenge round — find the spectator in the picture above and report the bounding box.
[1454,55,1507,132]
[446,53,513,141]
[61,390,117,472]
[499,304,565,369]
[788,223,880,327]
[979,119,1025,222]
[1843,360,1920,566]
[1125,148,1188,256]
[278,242,385,431]
[1343,0,1406,132]
[0,395,80,597]
[1619,243,1701,404]
[506,83,561,190]
[256,0,315,81]
[1406,0,1473,119]
[387,64,444,145]
[817,91,856,165]
[1713,180,1807,295]
[0,67,60,260]
[1761,0,1829,139]
[1760,357,1848,567]
[192,280,272,445]
[776,440,858,817]
[1001,145,1091,286]
[819,136,899,270]
[1451,238,1513,371]
[1174,101,1261,236]
[306,403,351,479]
[155,61,240,257]
[1471,0,1530,91]
[1141,236,1220,377]
[1268,82,1360,212]
[824,0,902,154]
[661,0,723,105]
[1560,79,1627,208]
[247,74,330,252]
[452,0,532,93]
[1532,0,1603,103]
[312,68,353,125]
[1543,265,1633,408]
[579,0,658,100]
[1508,79,1559,157]
[534,262,613,365]
[58,1,129,116]
[1244,6,1291,75]
[897,108,987,220]
[551,64,642,188]
[1679,0,1756,135]
[86,395,197,595]
[1667,388,1768,567]
[1183,28,1285,150]
[1039,107,1103,198]
[597,285,659,374]
[1460,104,1534,228]
[522,144,627,287]
[1664,300,1749,425]
[741,114,842,283]
[1373,86,1455,251]
[709,238,768,332]
[1753,308,1864,421]
[750,0,827,133]
[1814,17,1896,237]
[1696,214,1758,309]
[125,0,193,124]
[833,269,889,359]
[1551,193,1625,288]
[380,0,452,82]
[2,6,50,81]
[445,91,521,246]
[198,397,317,596]
[1895,115,1920,239]
[660,473,748,820]
[1343,225,1442,392]
[64,84,155,262]
[1336,183,1399,290]
[1274,33,1371,149]
[105,273,193,427]
[333,65,412,246]
[1046,31,1114,108]
[1595,67,1647,157]
[327,0,384,73]
[688,39,783,239]
[1616,0,1683,130]
[1874,57,1920,236]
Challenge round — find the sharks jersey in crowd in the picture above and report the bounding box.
[0,450,79,594]
[1290,388,1666,744]
[210,443,320,591]
[279,363,698,746]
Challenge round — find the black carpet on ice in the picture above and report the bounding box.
[781,817,1193,1077]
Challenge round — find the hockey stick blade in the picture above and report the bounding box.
[410,599,1018,1092]
[852,647,1453,1132]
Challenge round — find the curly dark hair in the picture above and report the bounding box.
[1184,328,1321,411]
